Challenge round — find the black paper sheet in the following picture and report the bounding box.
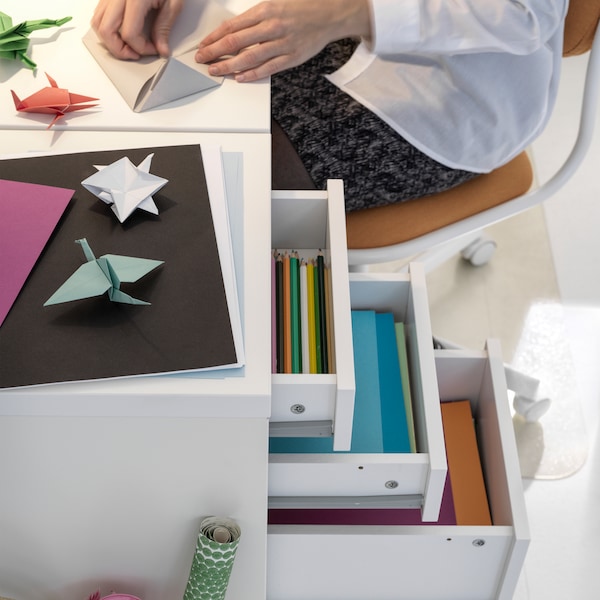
[0,144,238,388]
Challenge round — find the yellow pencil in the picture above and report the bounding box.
[306,260,317,373]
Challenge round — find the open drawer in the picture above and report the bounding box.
[266,340,529,600]
[269,267,447,522]
[271,180,355,450]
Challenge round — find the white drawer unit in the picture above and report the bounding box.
[267,340,529,600]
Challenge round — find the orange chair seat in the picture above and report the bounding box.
[345,151,534,250]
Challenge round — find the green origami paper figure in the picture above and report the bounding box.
[0,11,72,70]
[44,238,163,307]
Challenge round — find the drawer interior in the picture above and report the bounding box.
[271,184,354,450]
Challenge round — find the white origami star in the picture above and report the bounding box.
[81,153,168,223]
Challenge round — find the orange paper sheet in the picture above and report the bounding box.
[441,400,492,526]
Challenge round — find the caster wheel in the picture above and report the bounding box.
[461,237,497,266]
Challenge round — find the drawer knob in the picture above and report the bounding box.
[290,404,306,414]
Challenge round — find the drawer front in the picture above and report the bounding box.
[269,453,430,499]
[267,526,515,600]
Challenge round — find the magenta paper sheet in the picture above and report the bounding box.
[0,178,73,326]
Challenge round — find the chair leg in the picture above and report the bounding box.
[410,231,486,273]
[355,230,494,274]
[504,365,552,422]
[347,228,499,273]
[433,336,551,422]
[348,263,372,273]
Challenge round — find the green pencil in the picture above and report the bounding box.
[290,251,302,373]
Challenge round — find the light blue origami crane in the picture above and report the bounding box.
[0,11,72,70]
[44,238,164,306]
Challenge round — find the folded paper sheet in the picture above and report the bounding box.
[184,517,241,600]
[0,11,71,70]
[0,179,73,327]
[83,0,231,112]
[44,238,164,306]
[82,154,168,222]
[11,72,98,128]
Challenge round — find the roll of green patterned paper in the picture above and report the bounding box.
[183,516,241,600]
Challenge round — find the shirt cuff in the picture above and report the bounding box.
[368,0,421,55]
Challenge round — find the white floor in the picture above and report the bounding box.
[426,53,600,598]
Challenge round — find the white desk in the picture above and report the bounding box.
[0,1,273,589]
[2,4,273,597]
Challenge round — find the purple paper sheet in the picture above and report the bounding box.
[268,474,456,526]
[0,179,73,327]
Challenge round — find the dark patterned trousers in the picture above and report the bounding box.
[271,39,478,212]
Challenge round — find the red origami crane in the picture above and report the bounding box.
[11,72,98,128]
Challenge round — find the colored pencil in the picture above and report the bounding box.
[290,251,302,373]
[312,259,322,373]
[283,252,292,373]
[275,252,284,373]
[324,263,335,373]
[306,260,317,373]
[316,252,328,373]
[300,259,310,373]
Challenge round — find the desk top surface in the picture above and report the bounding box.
[0,129,272,419]
[0,0,270,133]
[0,0,272,420]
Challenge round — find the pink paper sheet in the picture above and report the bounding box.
[0,179,73,326]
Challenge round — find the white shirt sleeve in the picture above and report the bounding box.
[368,0,567,56]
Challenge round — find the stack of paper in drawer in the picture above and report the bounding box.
[441,399,492,526]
